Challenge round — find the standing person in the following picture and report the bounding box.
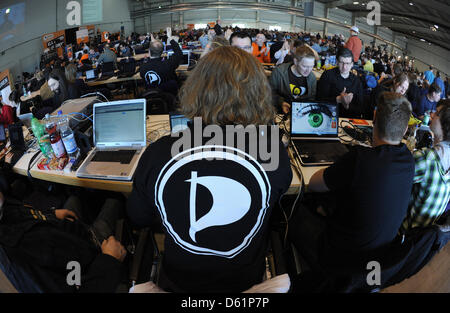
[269,46,317,114]
[127,46,292,293]
[344,26,362,63]
[424,66,435,85]
[434,72,446,100]
[252,33,271,63]
[316,48,364,118]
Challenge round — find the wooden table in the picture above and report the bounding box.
[12,114,169,193]
[20,90,41,102]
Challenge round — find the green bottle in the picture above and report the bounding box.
[31,117,54,158]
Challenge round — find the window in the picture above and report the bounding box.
[269,25,281,31]
[194,24,207,30]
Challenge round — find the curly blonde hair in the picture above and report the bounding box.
[179,46,274,126]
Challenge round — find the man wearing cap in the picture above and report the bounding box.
[344,26,362,63]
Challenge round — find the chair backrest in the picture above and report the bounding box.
[141,88,176,115]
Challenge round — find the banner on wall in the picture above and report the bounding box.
[79,25,96,39]
[0,69,12,105]
[101,31,109,43]
[42,30,66,57]
[76,28,89,44]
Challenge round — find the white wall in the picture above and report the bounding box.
[0,0,134,80]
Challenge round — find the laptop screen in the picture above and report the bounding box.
[86,69,96,80]
[94,100,146,146]
[291,102,338,137]
[169,112,191,133]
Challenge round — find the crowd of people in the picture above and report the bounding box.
[0,22,449,294]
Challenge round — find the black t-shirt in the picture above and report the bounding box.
[321,144,414,265]
[127,125,292,292]
[288,67,308,102]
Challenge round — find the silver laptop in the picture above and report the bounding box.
[76,99,146,181]
[290,101,348,166]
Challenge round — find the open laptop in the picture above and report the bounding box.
[169,111,191,133]
[290,102,349,166]
[85,68,98,82]
[76,99,147,181]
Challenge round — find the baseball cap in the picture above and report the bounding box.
[350,26,360,33]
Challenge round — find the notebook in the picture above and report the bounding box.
[76,99,147,181]
[169,111,191,133]
[290,101,349,166]
[85,69,98,82]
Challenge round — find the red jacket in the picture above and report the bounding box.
[344,36,362,63]
[0,105,15,128]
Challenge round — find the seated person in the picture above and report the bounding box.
[316,48,363,118]
[414,82,442,119]
[361,54,374,73]
[78,49,90,66]
[252,33,271,63]
[402,99,450,230]
[65,63,87,98]
[0,97,14,128]
[288,92,415,278]
[229,31,253,54]
[88,48,100,62]
[269,46,317,114]
[97,44,118,68]
[139,34,182,96]
[119,43,133,58]
[0,176,126,292]
[33,71,69,119]
[127,46,292,293]
[368,73,410,119]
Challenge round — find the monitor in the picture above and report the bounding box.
[291,102,339,137]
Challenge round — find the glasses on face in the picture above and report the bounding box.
[339,61,353,66]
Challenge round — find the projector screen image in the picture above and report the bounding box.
[291,102,338,136]
[0,3,25,44]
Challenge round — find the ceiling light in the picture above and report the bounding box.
[420,38,425,41]
[5,8,10,14]
[353,1,359,4]
[434,24,439,29]
[409,2,414,5]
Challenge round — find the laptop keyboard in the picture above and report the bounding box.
[293,141,349,164]
[92,150,137,164]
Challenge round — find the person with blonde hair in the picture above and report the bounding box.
[127,46,292,293]
[269,45,317,113]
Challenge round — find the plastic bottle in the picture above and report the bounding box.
[31,117,54,158]
[44,114,66,158]
[57,111,79,159]
[316,59,321,70]
[423,111,430,126]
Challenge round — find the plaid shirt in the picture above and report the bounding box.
[402,147,450,230]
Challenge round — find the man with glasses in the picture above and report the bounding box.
[229,31,253,54]
[317,48,364,118]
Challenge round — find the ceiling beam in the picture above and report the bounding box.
[326,0,355,9]
[381,22,450,39]
[350,10,450,29]
[407,0,450,15]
